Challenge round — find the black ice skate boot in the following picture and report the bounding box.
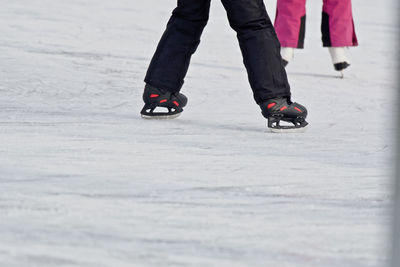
[260,97,308,133]
[141,84,188,119]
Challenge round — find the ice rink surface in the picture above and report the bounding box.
[0,0,397,266]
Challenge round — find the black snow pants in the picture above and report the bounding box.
[144,0,291,104]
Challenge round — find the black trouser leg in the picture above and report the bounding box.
[145,0,211,93]
[221,0,291,104]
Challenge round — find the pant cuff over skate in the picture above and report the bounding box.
[257,92,291,105]
[144,79,182,94]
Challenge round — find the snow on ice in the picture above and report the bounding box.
[0,0,397,266]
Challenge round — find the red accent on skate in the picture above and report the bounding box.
[267,103,276,109]
[173,101,179,107]
[280,106,288,111]
[160,99,167,103]
[294,107,302,112]
[150,94,159,98]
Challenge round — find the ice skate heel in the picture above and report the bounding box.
[260,98,308,133]
[140,84,187,119]
[334,62,351,79]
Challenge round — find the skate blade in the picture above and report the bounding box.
[269,125,308,133]
[141,113,181,120]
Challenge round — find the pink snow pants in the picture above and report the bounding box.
[274,0,358,48]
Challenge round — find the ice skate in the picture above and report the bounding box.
[141,84,187,119]
[260,97,308,133]
[281,47,294,67]
[329,47,350,78]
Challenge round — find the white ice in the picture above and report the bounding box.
[0,0,397,266]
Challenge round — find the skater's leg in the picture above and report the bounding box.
[322,0,357,74]
[141,0,210,119]
[321,0,358,47]
[145,0,211,93]
[274,0,307,48]
[221,0,291,104]
[221,0,308,131]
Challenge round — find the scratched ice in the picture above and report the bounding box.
[0,0,395,266]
